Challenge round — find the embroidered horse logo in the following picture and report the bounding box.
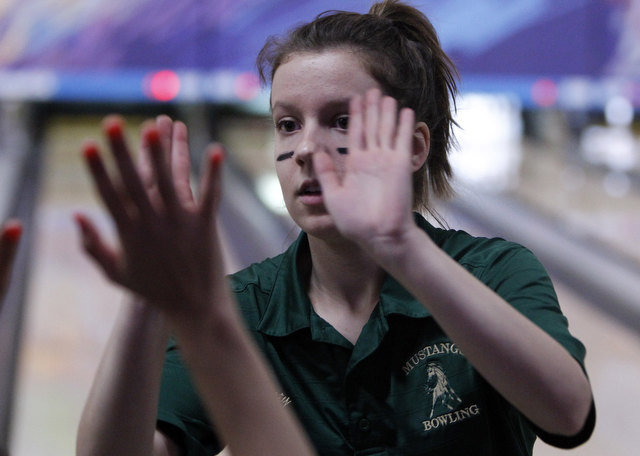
[425,362,462,418]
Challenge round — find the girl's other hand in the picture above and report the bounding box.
[314,88,417,252]
[75,115,226,322]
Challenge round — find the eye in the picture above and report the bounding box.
[334,115,349,130]
[276,118,299,133]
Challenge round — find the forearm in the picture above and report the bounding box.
[170,290,316,456]
[79,116,314,455]
[373,226,592,435]
[77,297,171,456]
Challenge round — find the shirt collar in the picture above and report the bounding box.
[257,213,438,337]
[257,232,313,337]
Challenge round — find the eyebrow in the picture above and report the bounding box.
[276,151,294,161]
[271,98,351,113]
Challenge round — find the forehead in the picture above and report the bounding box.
[270,49,380,109]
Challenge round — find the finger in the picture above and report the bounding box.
[82,141,131,228]
[171,121,195,206]
[73,213,122,283]
[0,220,22,295]
[396,107,415,157]
[364,88,381,149]
[103,116,154,218]
[348,94,365,153]
[155,115,174,161]
[0,219,22,249]
[314,151,341,198]
[199,143,225,221]
[137,119,157,190]
[144,126,179,213]
[379,96,398,149]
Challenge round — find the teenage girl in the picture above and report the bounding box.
[76,1,594,455]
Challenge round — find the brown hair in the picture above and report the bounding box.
[257,0,459,213]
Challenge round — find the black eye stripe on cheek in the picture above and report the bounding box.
[337,147,348,155]
[276,151,294,161]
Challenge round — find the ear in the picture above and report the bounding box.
[411,121,430,172]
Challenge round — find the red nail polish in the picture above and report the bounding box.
[144,128,160,145]
[72,213,88,233]
[211,149,224,166]
[105,120,123,139]
[3,223,22,242]
[83,143,99,160]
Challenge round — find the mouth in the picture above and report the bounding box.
[297,180,322,197]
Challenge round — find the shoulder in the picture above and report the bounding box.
[419,216,587,364]
[418,216,553,298]
[226,250,290,327]
[424,220,539,274]
[229,252,284,294]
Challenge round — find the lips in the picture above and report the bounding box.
[296,179,324,205]
[297,179,322,196]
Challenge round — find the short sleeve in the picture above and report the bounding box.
[157,339,223,456]
[532,399,596,448]
[478,243,595,447]
[479,244,586,365]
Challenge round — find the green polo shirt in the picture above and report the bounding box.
[157,215,591,455]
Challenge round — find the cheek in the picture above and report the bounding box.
[274,135,296,153]
[274,165,292,193]
[274,163,285,183]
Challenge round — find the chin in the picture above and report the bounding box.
[291,212,339,238]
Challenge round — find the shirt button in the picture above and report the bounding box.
[358,418,371,433]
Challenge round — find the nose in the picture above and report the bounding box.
[295,126,319,167]
[295,147,313,167]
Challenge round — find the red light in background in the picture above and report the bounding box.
[531,78,558,108]
[144,70,180,101]
[234,72,260,101]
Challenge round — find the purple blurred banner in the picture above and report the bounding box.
[0,0,637,106]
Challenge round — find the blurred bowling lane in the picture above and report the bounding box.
[9,114,640,456]
[11,114,126,456]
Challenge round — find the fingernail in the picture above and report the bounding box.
[82,142,99,160]
[72,214,91,241]
[211,149,224,166]
[105,120,123,139]
[144,128,161,145]
[3,223,22,242]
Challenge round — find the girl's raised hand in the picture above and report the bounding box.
[75,116,226,321]
[314,88,418,252]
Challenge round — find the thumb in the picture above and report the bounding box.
[73,213,122,283]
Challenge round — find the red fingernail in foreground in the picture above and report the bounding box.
[211,149,224,166]
[105,120,123,139]
[83,143,99,160]
[144,128,160,145]
[3,223,22,242]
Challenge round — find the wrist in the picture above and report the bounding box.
[167,289,242,345]
[368,224,428,268]
[124,296,171,333]
[170,300,252,376]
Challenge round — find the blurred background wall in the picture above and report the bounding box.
[0,1,639,455]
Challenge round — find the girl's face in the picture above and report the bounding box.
[270,49,380,238]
